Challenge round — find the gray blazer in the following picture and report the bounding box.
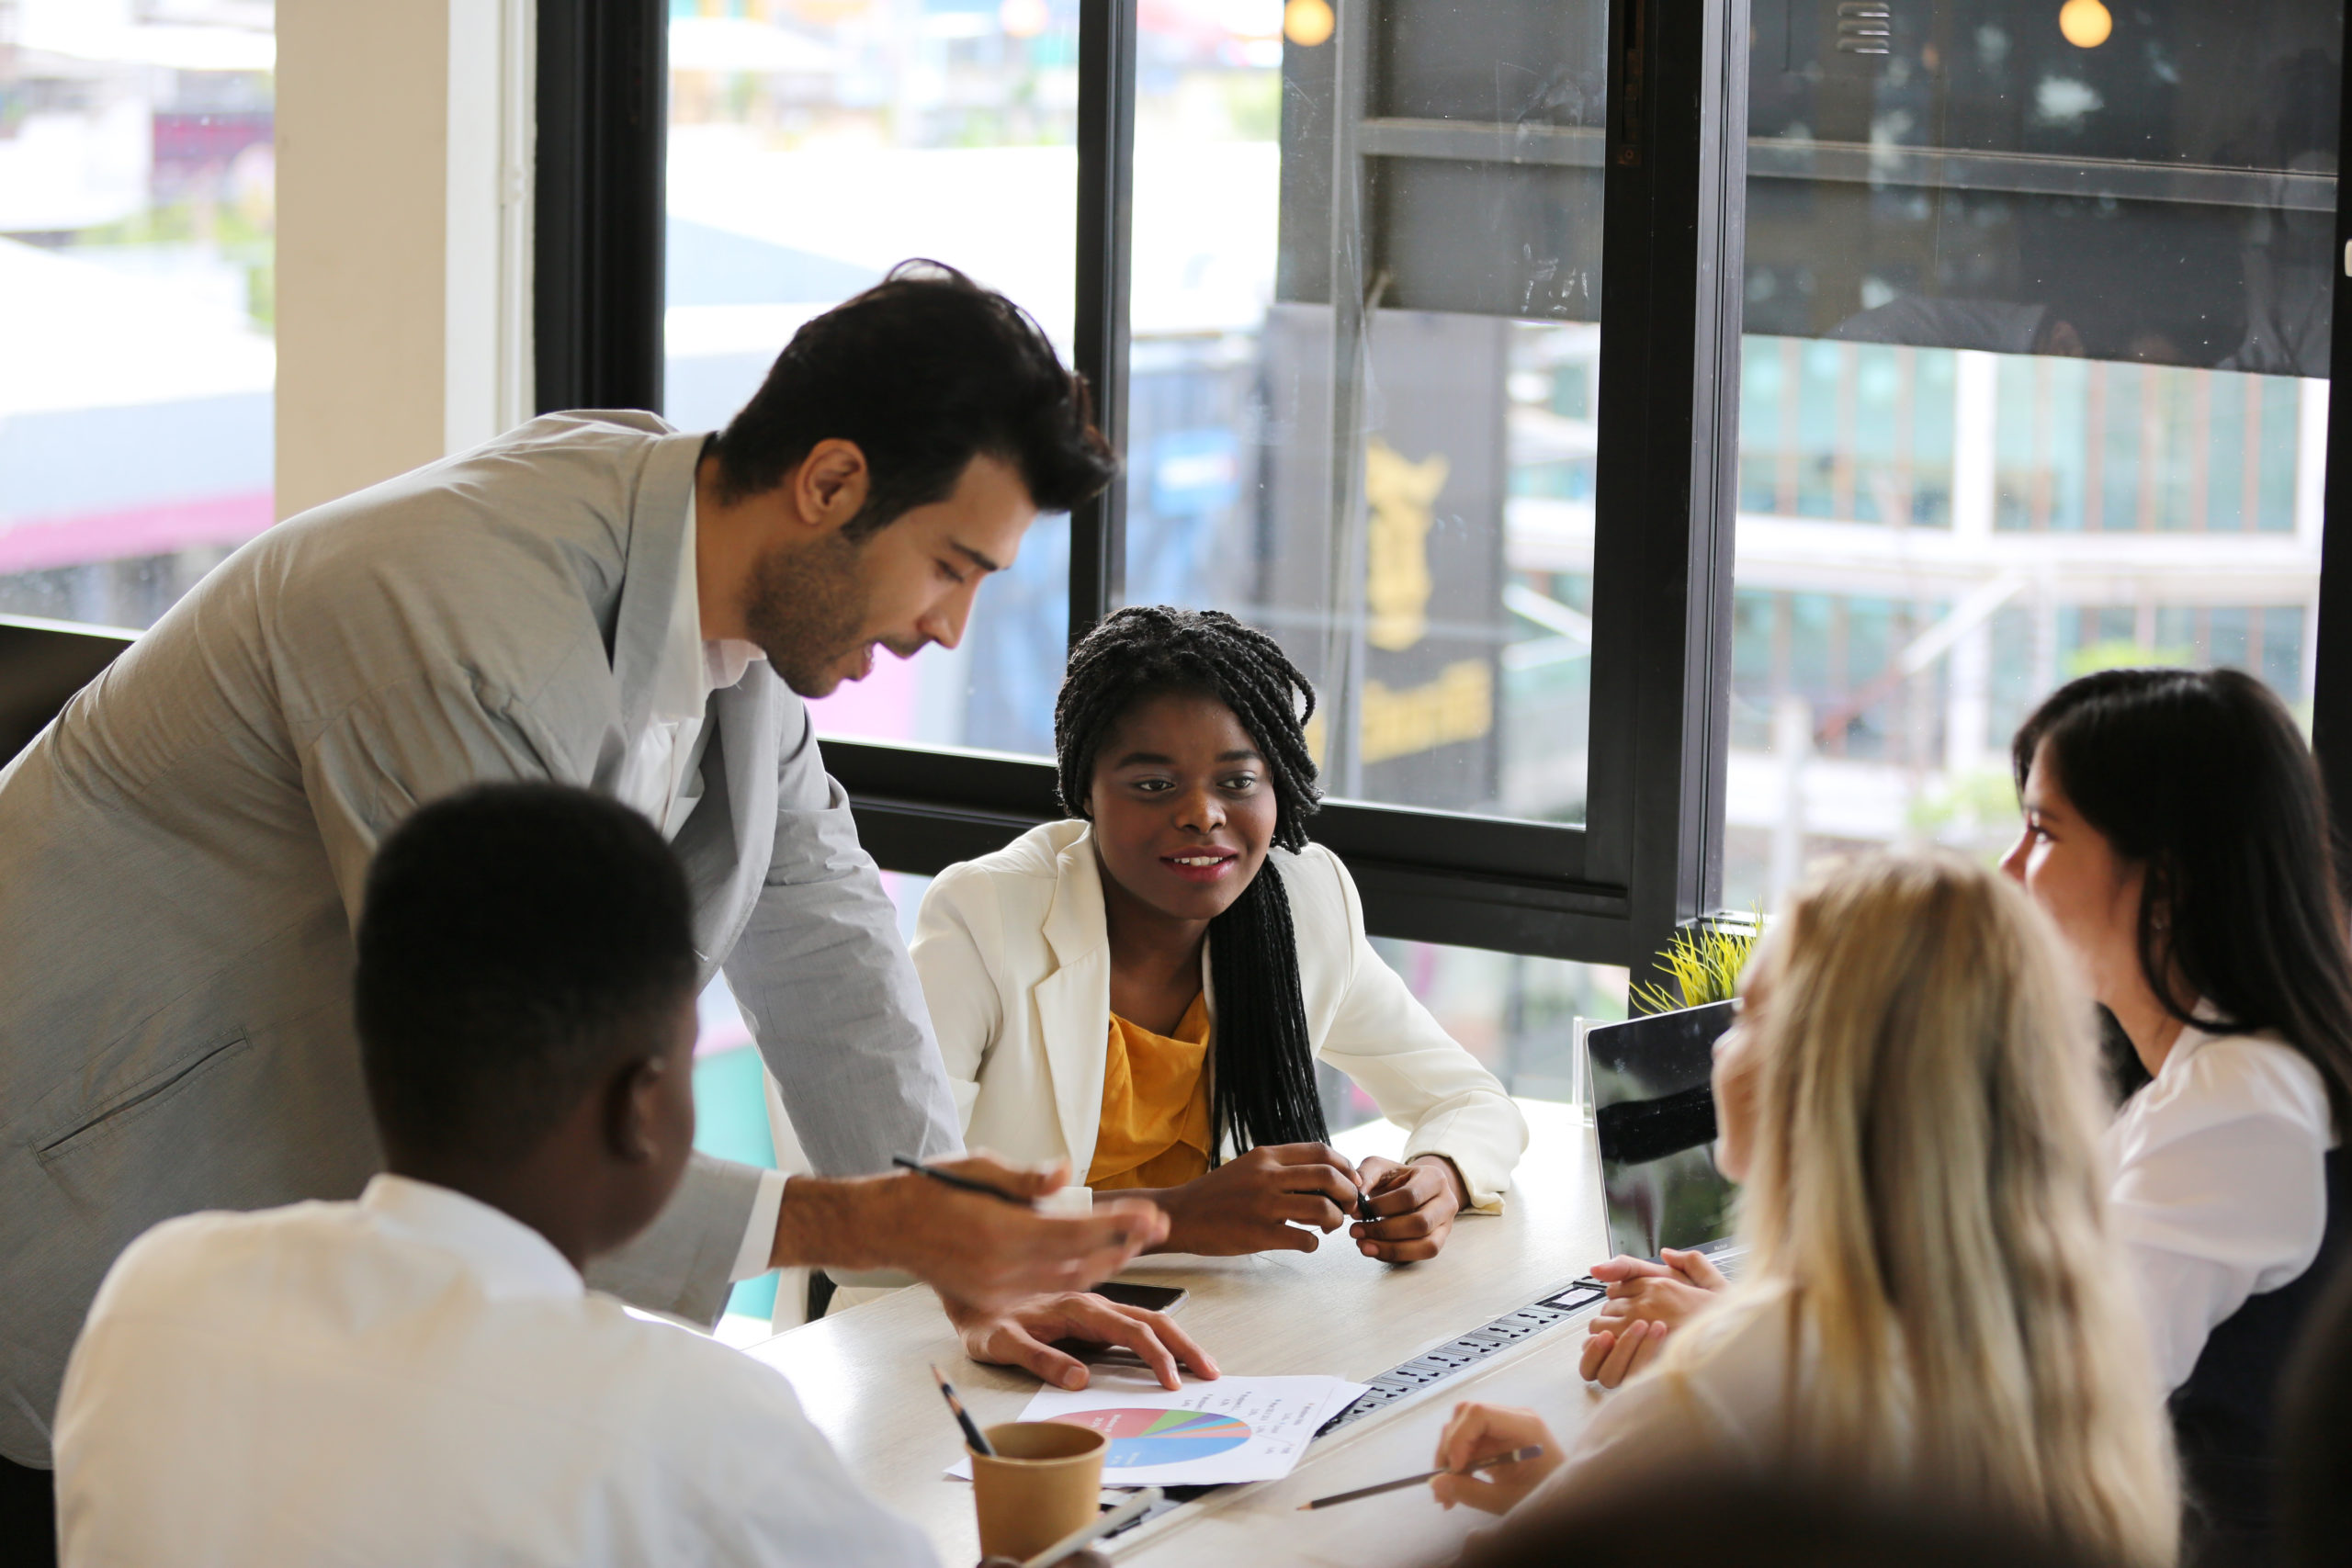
[0,412,961,1467]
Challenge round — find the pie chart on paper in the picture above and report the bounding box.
[1054,1407,1251,1468]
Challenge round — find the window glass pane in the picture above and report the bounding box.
[1125,0,1603,825]
[662,0,1080,757]
[1335,940,1624,1127]
[0,4,276,630]
[1729,1,2331,907]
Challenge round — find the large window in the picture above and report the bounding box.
[0,0,275,632]
[645,3,1617,829]
[1727,0,2335,904]
[552,0,2351,990]
[1125,0,1607,824]
[661,0,1081,757]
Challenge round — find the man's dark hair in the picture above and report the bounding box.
[709,259,1117,537]
[355,784,700,1167]
[1054,605,1329,1158]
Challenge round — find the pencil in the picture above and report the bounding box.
[929,1362,996,1458]
[1294,1444,1544,1510]
[893,1155,1033,1208]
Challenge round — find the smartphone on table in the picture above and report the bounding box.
[1090,1280,1188,1313]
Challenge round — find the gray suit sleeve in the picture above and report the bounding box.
[581,1153,763,1324]
[722,704,963,1176]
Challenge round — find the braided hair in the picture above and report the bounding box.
[1055,606,1329,1159]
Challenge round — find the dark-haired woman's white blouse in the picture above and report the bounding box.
[2105,1021,2335,1389]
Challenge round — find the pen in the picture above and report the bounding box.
[893,1155,1033,1208]
[1293,1444,1544,1510]
[1016,1486,1164,1568]
[929,1362,996,1458]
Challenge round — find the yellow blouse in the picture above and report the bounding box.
[1087,993,1215,1190]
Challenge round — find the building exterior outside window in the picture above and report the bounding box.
[1726,0,2334,906]
[0,0,275,632]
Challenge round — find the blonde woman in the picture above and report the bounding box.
[1431,853,2177,1567]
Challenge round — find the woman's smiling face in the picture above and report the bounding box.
[1085,689,1278,924]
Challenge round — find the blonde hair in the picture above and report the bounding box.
[1654,852,2177,1566]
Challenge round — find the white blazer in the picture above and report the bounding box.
[910,819,1528,1210]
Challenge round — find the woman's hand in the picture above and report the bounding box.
[1138,1143,1363,1255]
[1427,1402,1563,1514]
[1577,1247,1727,1387]
[1350,1155,1466,1262]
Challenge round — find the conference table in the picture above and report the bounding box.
[742,1100,1621,1567]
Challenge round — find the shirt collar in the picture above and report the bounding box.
[649,492,767,724]
[359,1174,584,1302]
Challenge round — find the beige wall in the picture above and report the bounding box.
[274,0,530,521]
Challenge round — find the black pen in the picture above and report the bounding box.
[929,1362,996,1457]
[892,1155,1033,1208]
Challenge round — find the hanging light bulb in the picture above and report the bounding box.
[2058,0,2112,49]
[1283,0,1334,48]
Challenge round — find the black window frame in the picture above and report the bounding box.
[534,0,2352,985]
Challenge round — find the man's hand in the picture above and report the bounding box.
[1349,1155,1465,1263]
[1427,1402,1563,1514]
[1134,1143,1363,1256]
[771,1153,1169,1311]
[1577,1247,1727,1386]
[944,1291,1221,1392]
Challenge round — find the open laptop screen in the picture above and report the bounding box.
[1585,1000,1739,1262]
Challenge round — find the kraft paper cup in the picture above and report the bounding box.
[970,1420,1108,1562]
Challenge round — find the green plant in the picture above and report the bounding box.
[1630,915,1763,1013]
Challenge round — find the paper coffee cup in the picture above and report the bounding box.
[970,1420,1108,1561]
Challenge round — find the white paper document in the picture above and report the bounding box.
[945,1369,1368,1487]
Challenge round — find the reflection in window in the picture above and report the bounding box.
[1727,0,2332,910]
[662,0,1080,757]
[0,5,276,630]
[1126,0,1606,826]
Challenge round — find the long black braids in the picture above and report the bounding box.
[1055,606,1330,1158]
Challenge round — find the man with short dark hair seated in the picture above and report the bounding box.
[51,784,936,1566]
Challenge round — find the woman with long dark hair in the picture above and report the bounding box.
[910,606,1525,1259]
[2002,666,2352,1564]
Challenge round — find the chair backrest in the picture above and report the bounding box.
[0,615,134,765]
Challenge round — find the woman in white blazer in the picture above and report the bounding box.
[912,607,1526,1260]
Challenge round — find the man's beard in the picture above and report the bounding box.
[741,533,874,697]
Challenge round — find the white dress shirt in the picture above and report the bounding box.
[612,494,786,1286]
[613,493,768,843]
[55,1175,935,1568]
[2104,1022,2336,1391]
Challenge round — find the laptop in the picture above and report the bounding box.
[1580,1000,1743,1267]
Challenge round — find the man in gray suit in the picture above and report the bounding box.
[0,265,1207,1511]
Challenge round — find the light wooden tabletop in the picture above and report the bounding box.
[742,1099,1618,1567]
